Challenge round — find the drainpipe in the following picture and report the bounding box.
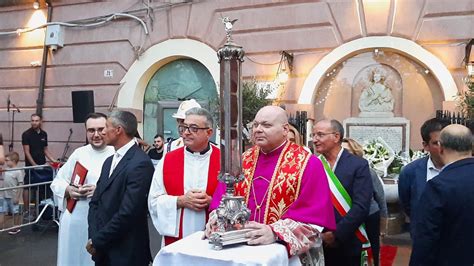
[36,0,53,116]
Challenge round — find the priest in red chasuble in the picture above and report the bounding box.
[207,106,336,263]
[148,107,220,249]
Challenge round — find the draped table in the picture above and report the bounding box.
[154,231,301,266]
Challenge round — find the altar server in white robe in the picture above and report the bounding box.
[148,107,220,251]
[50,113,114,266]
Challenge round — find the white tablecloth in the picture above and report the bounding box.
[154,231,301,266]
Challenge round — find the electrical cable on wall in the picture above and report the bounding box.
[0,12,149,36]
[0,0,197,37]
[245,56,280,66]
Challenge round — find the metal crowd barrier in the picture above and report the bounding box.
[0,164,59,233]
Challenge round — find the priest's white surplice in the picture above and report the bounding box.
[148,148,212,242]
[50,144,114,266]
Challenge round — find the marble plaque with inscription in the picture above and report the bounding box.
[343,117,410,153]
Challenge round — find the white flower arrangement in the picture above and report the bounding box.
[363,137,395,177]
[363,138,428,178]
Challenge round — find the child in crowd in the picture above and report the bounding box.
[0,152,24,235]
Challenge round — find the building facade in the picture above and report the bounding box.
[0,0,472,161]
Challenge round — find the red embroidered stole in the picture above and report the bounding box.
[235,142,310,224]
[162,146,220,245]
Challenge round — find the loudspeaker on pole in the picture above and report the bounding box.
[72,90,95,123]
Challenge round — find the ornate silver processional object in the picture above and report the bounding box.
[209,17,252,250]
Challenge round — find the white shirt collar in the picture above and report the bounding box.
[109,139,135,177]
[332,146,344,172]
[426,156,442,181]
[427,156,442,170]
[115,139,136,158]
[185,144,212,158]
[321,146,344,172]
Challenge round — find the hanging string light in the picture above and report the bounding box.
[314,67,339,106]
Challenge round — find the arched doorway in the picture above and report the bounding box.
[143,58,218,143]
[117,39,220,143]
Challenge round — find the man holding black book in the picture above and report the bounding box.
[50,113,114,266]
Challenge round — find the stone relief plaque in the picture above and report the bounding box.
[349,126,403,152]
[344,117,410,153]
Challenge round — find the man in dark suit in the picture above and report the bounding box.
[398,118,446,236]
[410,124,474,266]
[313,119,373,266]
[87,110,154,266]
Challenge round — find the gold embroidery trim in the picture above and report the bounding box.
[263,141,291,224]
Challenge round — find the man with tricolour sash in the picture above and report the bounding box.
[312,119,373,266]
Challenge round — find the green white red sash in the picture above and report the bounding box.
[318,155,371,249]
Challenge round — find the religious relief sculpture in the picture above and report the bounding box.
[358,70,394,114]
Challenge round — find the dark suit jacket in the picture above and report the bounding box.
[410,157,474,266]
[325,149,373,257]
[88,144,154,266]
[398,156,428,235]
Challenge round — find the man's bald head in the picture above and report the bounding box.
[440,124,473,154]
[252,106,289,152]
[255,106,288,125]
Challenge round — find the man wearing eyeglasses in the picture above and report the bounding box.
[50,112,114,266]
[313,119,373,266]
[398,117,447,237]
[148,107,220,255]
[164,99,202,154]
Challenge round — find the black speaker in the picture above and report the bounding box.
[72,90,95,123]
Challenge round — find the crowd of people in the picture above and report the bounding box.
[0,98,473,266]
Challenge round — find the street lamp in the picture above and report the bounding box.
[463,39,474,86]
[275,51,293,85]
[464,62,474,86]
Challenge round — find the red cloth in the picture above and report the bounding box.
[380,245,398,266]
[162,146,220,245]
